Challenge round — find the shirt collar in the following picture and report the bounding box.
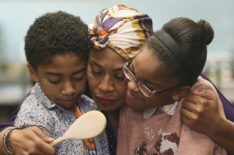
[143,101,178,119]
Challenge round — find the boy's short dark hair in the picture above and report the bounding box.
[25,11,88,70]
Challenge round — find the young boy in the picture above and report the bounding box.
[13,11,109,155]
[118,17,227,154]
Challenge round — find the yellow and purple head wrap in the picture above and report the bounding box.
[88,4,153,60]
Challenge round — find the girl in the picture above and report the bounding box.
[117,17,227,154]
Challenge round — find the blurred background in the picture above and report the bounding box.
[0,0,234,123]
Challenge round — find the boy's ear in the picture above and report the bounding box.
[27,64,39,82]
[172,86,190,101]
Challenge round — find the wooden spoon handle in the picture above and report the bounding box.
[50,137,64,146]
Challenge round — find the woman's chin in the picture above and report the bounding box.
[97,103,120,112]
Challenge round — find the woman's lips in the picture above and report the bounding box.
[96,97,114,106]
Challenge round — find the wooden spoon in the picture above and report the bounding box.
[51,110,106,146]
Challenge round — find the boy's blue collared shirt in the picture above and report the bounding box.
[15,83,109,155]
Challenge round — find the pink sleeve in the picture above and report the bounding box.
[178,125,227,155]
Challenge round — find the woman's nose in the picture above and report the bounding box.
[98,76,114,93]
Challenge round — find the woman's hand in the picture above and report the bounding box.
[181,88,234,154]
[8,126,55,155]
[181,88,220,137]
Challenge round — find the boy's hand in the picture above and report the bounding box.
[180,88,221,137]
[8,126,55,155]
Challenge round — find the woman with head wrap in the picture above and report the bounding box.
[87,5,153,153]
[87,4,153,113]
[0,4,233,155]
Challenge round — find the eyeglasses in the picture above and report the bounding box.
[122,62,180,97]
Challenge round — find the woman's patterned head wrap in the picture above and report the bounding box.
[88,4,153,60]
